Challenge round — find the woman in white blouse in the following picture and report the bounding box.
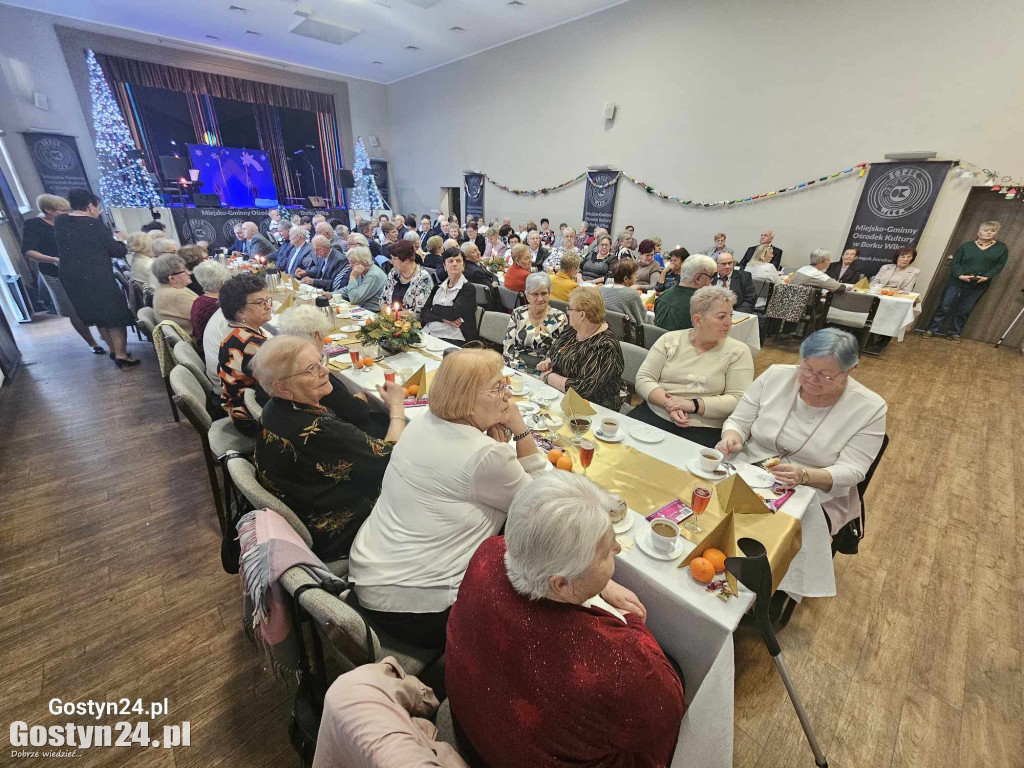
[632,286,754,447]
[717,328,886,533]
[348,348,546,649]
[870,247,920,292]
[743,245,782,308]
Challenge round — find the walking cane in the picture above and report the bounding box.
[994,288,1024,350]
[726,538,829,767]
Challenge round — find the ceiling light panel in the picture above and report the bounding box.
[290,17,361,46]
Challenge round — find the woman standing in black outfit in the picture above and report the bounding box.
[22,194,105,354]
[54,189,138,367]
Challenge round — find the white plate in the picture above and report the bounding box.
[594,428,625,443]
[635,527,685,560]
[538,412,565,430]
[517,402,540,416]
[629,425,665,444]
[686,457,733,481]
[410,341,427,348]
[613,512,634,534]
[424,340,447,352]
[339,324,361,333]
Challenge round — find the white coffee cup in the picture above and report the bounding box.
[599,417,620,438]
[508,376,527,395]
[649,518,680,554]
[699,448,723,473]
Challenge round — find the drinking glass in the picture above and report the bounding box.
[578,440,595,476]
[384,370,396,384]
[349,349,360,367]
[687,486,711,534]
[569,416,592,445]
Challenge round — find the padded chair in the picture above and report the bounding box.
[604,308,633,343]
[496,284,522,312]
[618,341,648,413]
[751,278,777,313]
[472,283,492,308]
[153,320,195,423]
[826,291,881,350]
[113,268,141,339]
[640,322,667,350]
[763,284,833,344]
[478,310,510,348]
[169,365,256,532]
[243,388,264,422]
[173,342,215,398]
[549,298,569,313]
[136,307,158,342]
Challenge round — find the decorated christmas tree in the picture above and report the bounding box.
[86,49,162,208]
[350,137,385,212]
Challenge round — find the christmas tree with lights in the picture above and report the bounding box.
[350,137,385,213]
[86,49,162,208]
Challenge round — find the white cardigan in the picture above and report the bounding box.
[349,412,548,613]
[722,364,886,532]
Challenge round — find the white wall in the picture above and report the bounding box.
[386,0,1024,294]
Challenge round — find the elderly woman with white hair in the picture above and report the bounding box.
[633,285,754,447]
[502,272,568,372]
[717,328,887,533]
[190,260,231,345]
[654,252,717,331]
[152,252,199,336]
[251,335,407,560]
[446,472,685,768]
[333,246,387,309]
[789,249,847,292]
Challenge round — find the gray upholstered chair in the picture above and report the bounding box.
[478,311,510,348]
[496,284,522,312]
[242,388,263,422]
[169,365,256,532]
[618,341,648,413]
[137,307,158,341]
[173,342,217,399]
[640,322,667,350]
[603,308,633,343]
[549,298,569,313]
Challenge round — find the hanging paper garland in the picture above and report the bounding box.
[485,172,586,196]
[953,161,1024,201]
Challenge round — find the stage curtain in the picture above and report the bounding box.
[253,105,295,201]
[94,52,335,114]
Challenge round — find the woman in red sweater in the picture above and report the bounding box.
[502,243,533,294]
[446,472,685,768]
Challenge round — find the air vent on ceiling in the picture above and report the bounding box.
[449,25,464,31]
[406,0,442,8]
[245,30,262,35]
[371,61,384,65]
[290,16,360,46]
[228,4,248,11]
[405,45,420,51]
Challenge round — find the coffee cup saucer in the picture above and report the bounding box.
[612,510,635,534]
[686,456,733,481]
[635,527,685,560]
[594,427,624,443]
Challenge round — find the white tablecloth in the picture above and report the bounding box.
[827,293,921,341]
[329,325,833,766]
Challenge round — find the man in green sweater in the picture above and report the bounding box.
[654,253,717,331]
[926,221,1009,341]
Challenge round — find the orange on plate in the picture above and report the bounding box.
[689,557,716,584]
[555,455,573,471]
[547,448,564,465]
[361,357,375,368]
[407,384,420,396]
[702,548,727,572]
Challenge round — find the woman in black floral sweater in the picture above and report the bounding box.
[251,336,408,560]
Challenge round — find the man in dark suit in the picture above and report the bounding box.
[435,242,497,287]
[227,224,247,255]
[393,214,410,241]
[300,235,348,290]
[738,229,783,270]
[283,229,315,275]
[710,252,757,313]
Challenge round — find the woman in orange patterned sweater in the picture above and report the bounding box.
[217,273,273,436]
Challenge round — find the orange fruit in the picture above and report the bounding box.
[361,357,374,368]
[555,455,574,471]
[689,557,716,583]
[702,548,727,572]
[407,384,419,396]
[547,448,564,465]
[402,386,410,397]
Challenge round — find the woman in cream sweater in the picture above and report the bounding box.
[152,253,199,337]
[632,285,754,447]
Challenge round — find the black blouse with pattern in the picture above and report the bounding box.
[549,327,624,411]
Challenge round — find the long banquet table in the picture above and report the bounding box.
[276,294,836,767]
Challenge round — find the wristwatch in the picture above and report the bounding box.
[800,468,810,485]
[691,398,700,414]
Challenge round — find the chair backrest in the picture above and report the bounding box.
[603,308,632,343]
[496,284,521,312]
[473,283,491,307]
[173,342,216,396]
[619,340,647,389]
[137,307,158,339]
[169,364,212,431]
[752,278,776,309]
[474,305,484,330]
[764,283,813,322]
[549,298,569,313]
[479,310,509,346]
[830,290,880,316]
[640,322,667,350]
[225,455,312,548]
[243,388,263,422]
[858,433,889,499]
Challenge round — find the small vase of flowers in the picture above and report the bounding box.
[357,302,423,356]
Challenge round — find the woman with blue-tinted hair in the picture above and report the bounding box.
[716,328,887,533]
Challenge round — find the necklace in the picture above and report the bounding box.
[975,239,995,249]
[772,388,840,460]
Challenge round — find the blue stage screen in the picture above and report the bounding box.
[186,144,279,208]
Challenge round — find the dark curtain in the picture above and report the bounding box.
[94,52,335,114]
[253,105,295,201]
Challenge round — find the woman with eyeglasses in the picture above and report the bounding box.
[217,273,276,436]
[503,271,568,373]
[716,328,887,534]
[348,348,545,649]
[151,253,199,337]
[251,335,406,561]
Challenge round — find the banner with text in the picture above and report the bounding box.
[844,161,952,276]
[464,173,485,220]
[582,171,620,233]
[169,207,347,249]
[22,132,92,200]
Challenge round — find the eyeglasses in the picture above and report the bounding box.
[479,384,511,398]
[171,270,190,277]
[797,363,842,383]
[279,361,328,382]
[247,298,273,308]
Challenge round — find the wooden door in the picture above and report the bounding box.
[920,188,1024,343]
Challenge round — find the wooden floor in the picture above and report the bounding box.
[1,315,1021,768]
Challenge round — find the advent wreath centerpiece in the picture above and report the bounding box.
[356,303,423,355]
